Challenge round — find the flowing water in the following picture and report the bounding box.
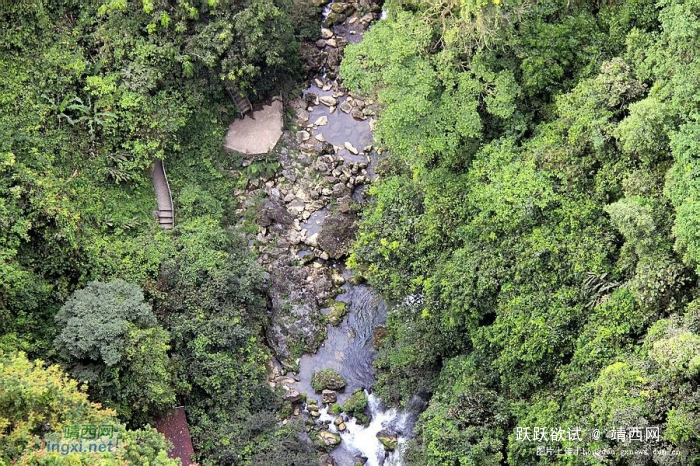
[317,393,419,466]
[289,3,422,464]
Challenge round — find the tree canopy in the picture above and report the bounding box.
[342,0,700,463]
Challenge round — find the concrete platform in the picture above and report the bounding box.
[224,98,284,155]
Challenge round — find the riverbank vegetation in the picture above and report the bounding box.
[0,0,318,464]
[342,0,699,463]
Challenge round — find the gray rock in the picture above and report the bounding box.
[297,130,310,142]
[259,199,293,227]
[319,95,338,106]
[344,142,359,154]
[284,389,302,402]
[322,389,337,404]
[332,182,350,197]
[305,92,319,106]
[317,213,357,259]
[351,108,365,120]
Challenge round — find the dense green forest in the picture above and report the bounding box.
[341,0,700,463]
[1,0,318,464]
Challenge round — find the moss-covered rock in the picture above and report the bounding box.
[326,301,348,326]
[342,388,368,418]
[311,369,347,391]
[348,274,365,285]
[315,430,342,452]
[329,403,342,415]
[377,430,397,451]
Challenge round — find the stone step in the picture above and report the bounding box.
[229,89,252,115]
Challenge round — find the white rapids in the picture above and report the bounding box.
[317,392,414,466]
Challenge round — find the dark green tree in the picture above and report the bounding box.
[54,280,175,424]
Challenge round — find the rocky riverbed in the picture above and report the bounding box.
[232,0,383,370]
[230,1,418,464]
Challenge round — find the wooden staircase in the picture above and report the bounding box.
[225,83,252,116]
[151,159,175,230]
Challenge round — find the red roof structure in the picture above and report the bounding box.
[155,406,195,466]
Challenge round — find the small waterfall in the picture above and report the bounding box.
[317,392,416,466]
[322,2,334,22]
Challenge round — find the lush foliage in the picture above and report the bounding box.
[342,0,700,463]
[153,220,289,464]
[0,0,314,464]
[0,351,176,465]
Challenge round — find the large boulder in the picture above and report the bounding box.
[259,199,293,227]
[311,369,347,391]
[283,389,302,403]
[266,263,335,363]
[376,430,398,451]
[300,43,327,74]
[317,430,341,451]
[324,12,346,27]
[317,213,357,259]
[319,96,338,106]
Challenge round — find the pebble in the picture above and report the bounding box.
[344,142,359,154]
